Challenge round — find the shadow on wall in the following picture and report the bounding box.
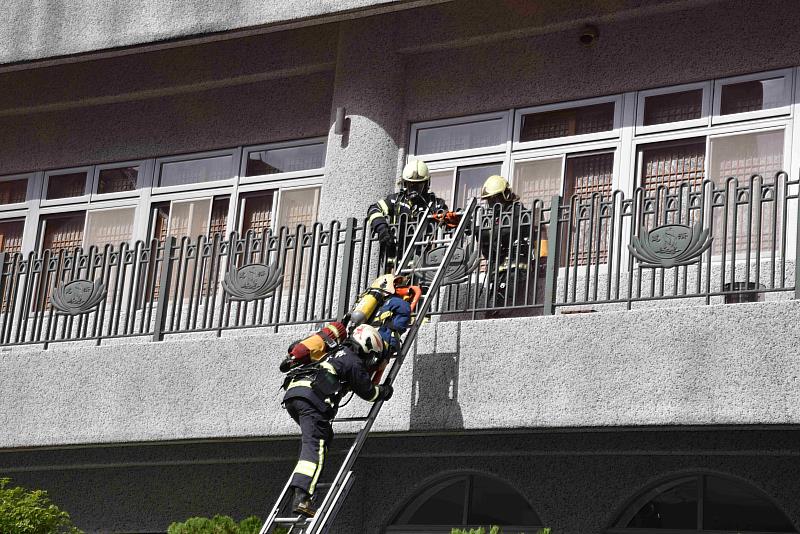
[409,322,464,431]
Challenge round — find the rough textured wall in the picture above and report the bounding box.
[2,300,800,449]
[402,0,800,120]
[1,429,798,533]
[0,71,333,174]
[0,25,337,174]
[0,0,432,65]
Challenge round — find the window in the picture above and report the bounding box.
[609,473,797,533]
[277,187,321,229]
[149,196,231,243]
[40,213,85,253]
[512,157,563,209]
[0,220,24,253]
[157,153,234,188]
[713,69,792,123]
[639,139,706,192]
[387,473,543,534]
[167,199,212,239]
[708,129,785,254]
[520,102,615,142]
[564,151,614,201]
[708,129,784,185]
[644,90,704,126]
[721,78,785,115]
[0,179,27,205]
[239,191,274,235]
[515,97,621,149]
[96,166,138,195]
[245,142,325,177]
[84,207,136,248]
[427,163,503,209]
[45,171,88,200]
[411,113,509,159]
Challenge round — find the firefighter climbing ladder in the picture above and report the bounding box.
[259,198,478,534]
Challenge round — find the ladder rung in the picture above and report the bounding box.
[332,416,369,423]
[399,265,440,273]
[273,516,309,524]
[408,238,452,247]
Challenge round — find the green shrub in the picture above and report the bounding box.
[167,515,277,534]
[0,477,83,534]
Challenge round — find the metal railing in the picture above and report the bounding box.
[0,172,797,347]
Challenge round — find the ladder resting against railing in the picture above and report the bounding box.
[0,172,798,347]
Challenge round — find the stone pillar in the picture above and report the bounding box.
[318,16,405,222]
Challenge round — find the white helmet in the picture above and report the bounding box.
[402,160,430,183]
[351,324,384,354]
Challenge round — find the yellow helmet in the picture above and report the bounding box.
[402,160,430,183]
[480,175,512,200]
[370,274,398,294]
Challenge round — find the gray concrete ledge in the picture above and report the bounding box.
[2,299,800,448]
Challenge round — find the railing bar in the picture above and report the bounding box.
[719,181,730,299]
[754,176,763,289]
[744,178,754,290]
[187,237,204,330]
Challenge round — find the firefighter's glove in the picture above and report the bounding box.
[375,224,397,256]
[377,384,394,401]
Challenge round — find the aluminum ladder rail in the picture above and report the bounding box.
[259,198,478,534]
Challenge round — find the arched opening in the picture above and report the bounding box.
[609,473,797,533]
[386,473,544,534]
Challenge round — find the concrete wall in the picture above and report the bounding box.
[0,0,439,65]
[1,428,798,533]
[401,0,800,120]
[3,299,800,449]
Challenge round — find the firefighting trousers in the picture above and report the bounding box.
[285,397,334,496]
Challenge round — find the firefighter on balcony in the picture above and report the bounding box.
[281,324,393,518]
[367,159,449,269]
[478,175,548,318]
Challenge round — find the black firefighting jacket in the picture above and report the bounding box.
[282,345,380,415]
[478,201,548,270]
[367,190,449,233]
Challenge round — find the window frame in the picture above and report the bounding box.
[513,95,623,151]
[425,154,508,208]
[409,111,512,162]
[635,81,712,135]
[90,160,148,201]
[511,139,623,194]
[40,166,92,207]
[0,173,34,212]
[385,472,544,534]
[508,153,567,204]
[152,148,238,195]
[712,68,794,125]
[240,136,327,185]
[82,204,138,249]
[236,178,323,233]
[607,472,798,534]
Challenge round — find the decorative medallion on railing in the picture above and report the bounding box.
[222,262,283,301]
[52,279,107,315]
[628,223,713,268]
[415,245,481,286]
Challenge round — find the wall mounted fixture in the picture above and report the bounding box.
[580,25,599,46]
[335,107,348,135]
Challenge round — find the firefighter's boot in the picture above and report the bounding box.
[292,488,317,518]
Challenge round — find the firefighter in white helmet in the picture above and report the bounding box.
[281,324,393,517]
[367,159,449,263]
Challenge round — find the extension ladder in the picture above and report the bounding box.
[259,198,478,534]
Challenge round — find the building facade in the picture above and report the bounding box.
[2,0,800,532]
